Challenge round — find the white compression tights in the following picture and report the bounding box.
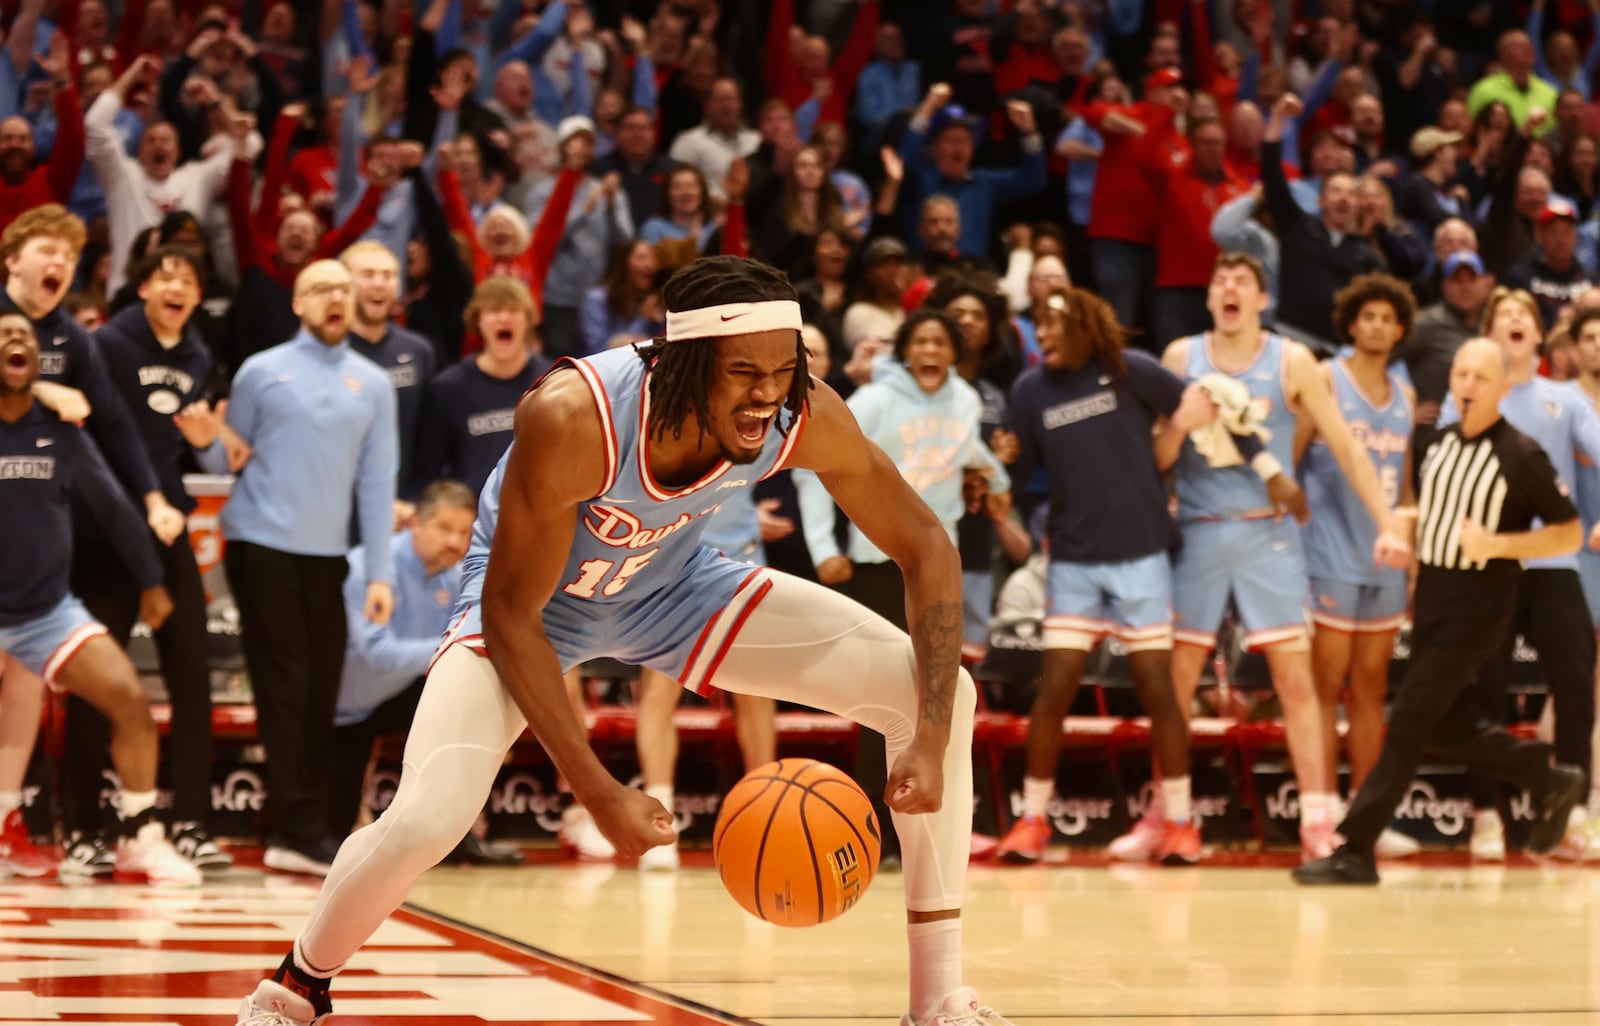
[297,570,976,973]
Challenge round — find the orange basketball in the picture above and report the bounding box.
[712,758,881,927]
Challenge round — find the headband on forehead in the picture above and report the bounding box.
[663,301,803,343]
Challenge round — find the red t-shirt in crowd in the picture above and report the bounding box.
[1084,101,1186,247]
[1155,160,1249,288]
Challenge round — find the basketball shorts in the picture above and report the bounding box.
[1172,517,1309,650]
[0,594,108,689]
[1580,551,1600,633]
[961,569,993,661]
[435,545,773,695]
[1307,576,1407,634]
[1043,553,1173,652]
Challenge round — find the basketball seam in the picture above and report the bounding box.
[798,789,824,920]
[750,763,803,923]
[796,783,878,885]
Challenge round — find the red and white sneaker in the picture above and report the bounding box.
[1155,819,1202,865]
[994,815,1051,864]
[0,808,56,878]
[900,987,1017,1026]
[237,980,328,1026]
[1108,807,1165,862]
[115,821,202,887]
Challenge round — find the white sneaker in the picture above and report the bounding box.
[1471,810,1506,862]
[560,805,616,861]
[1552,809,1600,862]
[116,822,202,887]
[1375,828,1421,859]
[263,845,334,878]
[237,980,327,1026]
[900,987,1016,1026]
[637,840,679,871]
[1107,809,1165,862]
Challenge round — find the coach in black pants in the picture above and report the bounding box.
[220,260,399,877]
[1296,339,1587,885]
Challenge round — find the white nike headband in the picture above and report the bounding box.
[663,301,803,342]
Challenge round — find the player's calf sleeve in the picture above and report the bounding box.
[887,667,976,914]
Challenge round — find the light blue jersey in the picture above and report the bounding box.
[1565,381,1600,627]
[1440,374,1600,570]
[1302,360,1412,587]
[1173,332,1301,521]
[443,346,805,693]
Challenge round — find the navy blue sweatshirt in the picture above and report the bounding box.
[94,304,221,514]
[0,403,163,625]
[410,354,548,498]
[0,292,160,500]
[348,324,437,490]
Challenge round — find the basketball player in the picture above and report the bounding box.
[1566,307,1600,837]
[993,289,1218,866]
[237,256,1008,1026]
[1294,273,1419,858]
[1153,253,1408,861]
[0,312,199,887]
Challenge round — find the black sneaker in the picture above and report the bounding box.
[59,830,115,878]
[172,821,234,871]
[1291,844,1380,885]
[442,833,525,866]
[1529,765,1587,856]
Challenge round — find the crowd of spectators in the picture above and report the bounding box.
[5,0,1600,873]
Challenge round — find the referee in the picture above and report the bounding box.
[1295,338,1587,885]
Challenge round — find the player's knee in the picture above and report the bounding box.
[382,793,479,863]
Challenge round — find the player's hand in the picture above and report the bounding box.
[31,381,90,425]
[587,784,677,857]
[816,555,853,586]
[173,399,222,449]
[364,581,394,625]
[1457,517,1501,563]
[146,499,185,546]
[757,498,794,542]
[1265,473,1309,524]
[886,735,945,814]
[139,586,174,631]
[1170,383,1218,433]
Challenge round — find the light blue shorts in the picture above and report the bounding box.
[1172,517,1309,650]
[435,545,772,695]
[1308,577,1407,634]
[962,569,993,660]
[1043,553,1173,652]
[0,594,108,688]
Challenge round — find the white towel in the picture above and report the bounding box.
[1189,373,1272,469]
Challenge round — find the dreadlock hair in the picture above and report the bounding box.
[639,255,809,444]
[1037,288,1129,379]
[1331,272,1417,345]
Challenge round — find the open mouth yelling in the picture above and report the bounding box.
[4,350,26,370]
[1221,298,1241,317]
[41,274,63,295]
[733,406,776,446]
[494,328,515,344]
[913,363,946,389]
[1508,329,1527,346]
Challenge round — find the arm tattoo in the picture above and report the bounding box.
[910,599,963,728]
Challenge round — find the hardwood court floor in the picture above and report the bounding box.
[4,855,1599,1026]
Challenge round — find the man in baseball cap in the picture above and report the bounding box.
[1510,199,1591,328]
[1396,127,1467,236]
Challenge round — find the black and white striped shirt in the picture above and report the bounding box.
[1415,419,1578,571]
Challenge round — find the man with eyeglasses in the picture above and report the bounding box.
[218,259,400,877]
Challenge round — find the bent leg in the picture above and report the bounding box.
[700,572,976,916]
[297,646,527,975]
[54,637,158,795]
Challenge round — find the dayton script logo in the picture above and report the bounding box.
[582,503,720,549]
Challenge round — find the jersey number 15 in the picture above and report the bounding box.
[562,549,658,599]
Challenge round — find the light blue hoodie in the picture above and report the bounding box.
[795,359,1009,566]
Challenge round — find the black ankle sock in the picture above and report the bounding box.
[273,952,334,1017]
[117,807,157,840]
